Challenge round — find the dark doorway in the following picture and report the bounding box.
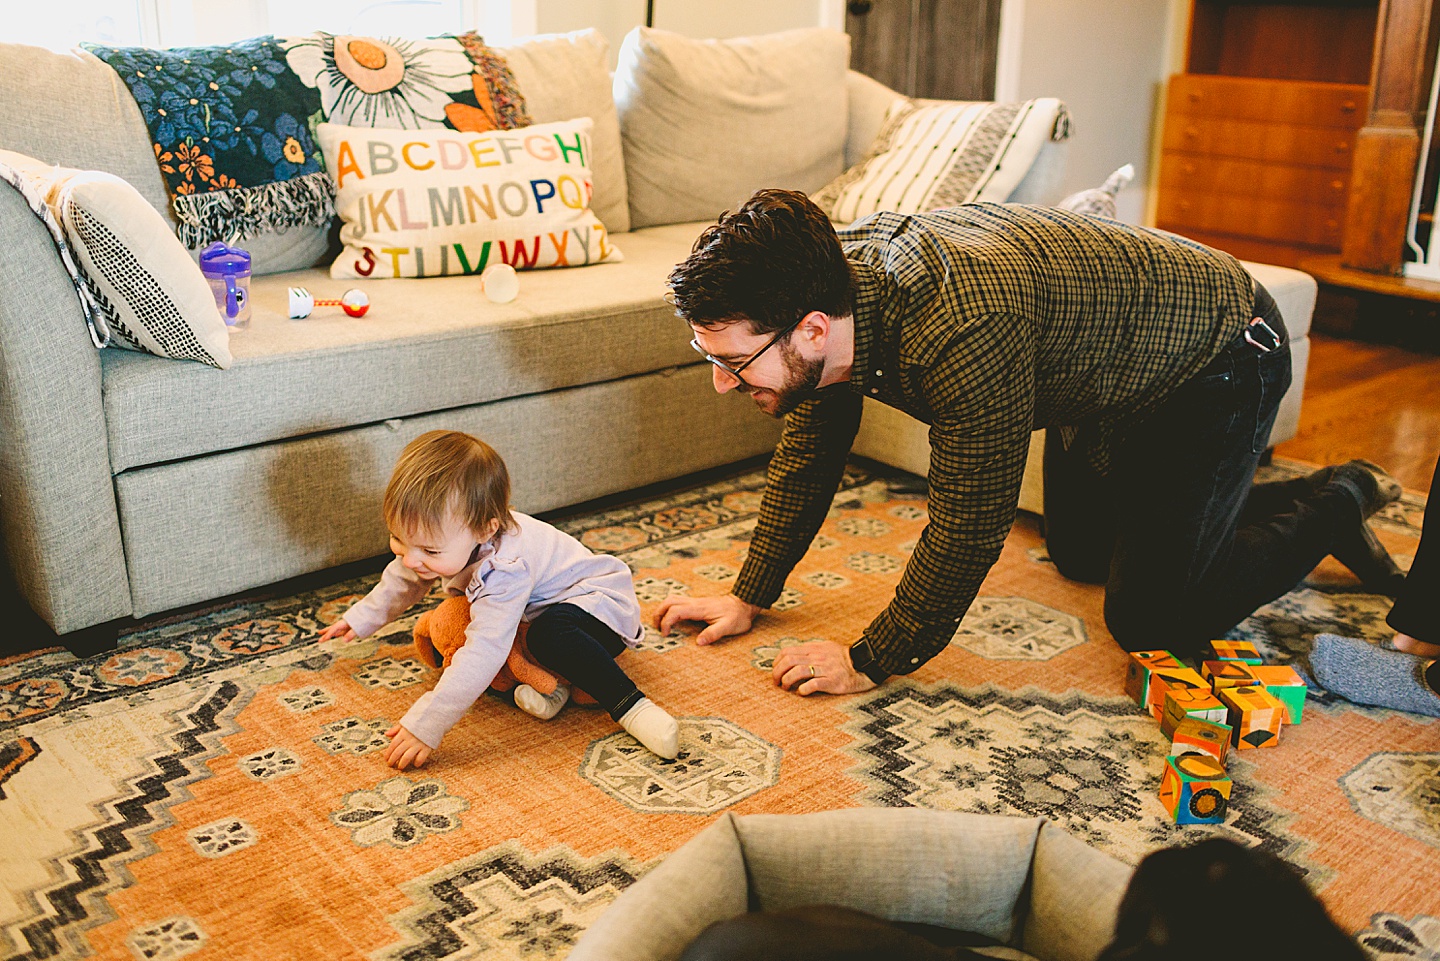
[846,0,1002,100]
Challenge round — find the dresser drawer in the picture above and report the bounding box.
[1159,151,1349,208]
[1157,192,1343,248]
[1162,117,1356,170]
[1168,74,1367,128]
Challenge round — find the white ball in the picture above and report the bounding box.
[481,263,519,304]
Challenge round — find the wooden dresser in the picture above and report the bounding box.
[1155,1,1378,269]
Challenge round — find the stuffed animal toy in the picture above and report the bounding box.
[1056,163,1135,219]
[413,595,596,706]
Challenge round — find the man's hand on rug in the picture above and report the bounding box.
[318,619,357,643]
[655,593,762,645]
[773,640,877,696]
[384,725,433,769]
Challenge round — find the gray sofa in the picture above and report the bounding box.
[569,809,1134,961]
[0,26,1308,642]
[0,29,1052,640]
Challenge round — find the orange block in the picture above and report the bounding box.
[1250,664,1308,725]
[1146,666,1208,720]
[1124,650,1182,706]
[1203,640,1264,664]
[1203,660,1260,689]
[1171,716,1231,764]
[1160,687,1230,738]
[1217,684,1284,749]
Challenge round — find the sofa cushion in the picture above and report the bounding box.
[815,96,1070,224]
[101,221,710,473]
[316,117,622,279]
[501,29,629,235]
[0,149,233,368]
[614,26,850,230]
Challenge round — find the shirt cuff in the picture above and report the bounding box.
[732,559,789,610]
[862,605,959,675]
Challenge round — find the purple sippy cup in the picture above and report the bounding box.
[199,242,252,328]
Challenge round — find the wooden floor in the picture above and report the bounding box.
[1276,333,1440,493]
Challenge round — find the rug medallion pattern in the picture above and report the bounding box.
[2,461,1437,959]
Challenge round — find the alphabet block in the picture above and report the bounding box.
[1170,716,1232,764]
[1157,753,1232,824]
[1217,685,1284,749]
[1124,650,1182,707]
[1202,660,1260,690]
[1250,664,1308,725]
[1146,666,1209,720]
[1202,640,1264,664]
[1161,687,1230,738]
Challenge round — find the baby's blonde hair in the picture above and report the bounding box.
[383,431,517,541]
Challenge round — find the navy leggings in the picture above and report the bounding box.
[525,603,643,719]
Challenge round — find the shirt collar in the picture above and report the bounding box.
[847,258,893,398]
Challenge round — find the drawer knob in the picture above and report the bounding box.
[1188,91,1201,101]
[1185,127,1199,138]
[1341,101,1357,112]
[1182,163,1196,174]
[1326,219,1340,229]
[1180,200,1192,211]
[1336,141,1349,153]
[1331,179,1344,191]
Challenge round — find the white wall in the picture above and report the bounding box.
[535,0,841,67]
[1009,0,1175,224]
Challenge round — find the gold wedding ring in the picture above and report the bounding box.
[808,665,817,677]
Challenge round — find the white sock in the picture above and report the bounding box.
[617,697,679,759]
[514,682,569,721]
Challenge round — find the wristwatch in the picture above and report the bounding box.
[848,639,890,685]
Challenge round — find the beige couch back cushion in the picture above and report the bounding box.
[501,29,629,235]
[614,26,851,230]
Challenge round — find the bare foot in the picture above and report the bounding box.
[1394,633,1440,659]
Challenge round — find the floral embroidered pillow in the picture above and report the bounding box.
[316,117,621,279]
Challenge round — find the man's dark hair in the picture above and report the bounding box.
[667,188,855,334]
[1099,838,1367,961]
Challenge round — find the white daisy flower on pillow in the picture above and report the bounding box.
[282,33,473,129]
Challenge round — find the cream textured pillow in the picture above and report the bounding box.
[614,27,851,230]
[0,149,232,368]
[499,29,630,234]
[316,118,622,279]
[814,97,1071,225]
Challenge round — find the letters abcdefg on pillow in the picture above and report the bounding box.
[317,117,622,280]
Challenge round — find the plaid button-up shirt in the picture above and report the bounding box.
[730,203,1258,676]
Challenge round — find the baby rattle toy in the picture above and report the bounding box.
[288,287,370,319]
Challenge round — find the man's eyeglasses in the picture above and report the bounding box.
[689,319,801,390]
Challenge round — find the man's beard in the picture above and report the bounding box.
[746,339,825,418]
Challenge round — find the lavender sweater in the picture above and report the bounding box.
[341,511,642,748]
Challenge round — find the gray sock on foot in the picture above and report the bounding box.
[1311,633,1440,717]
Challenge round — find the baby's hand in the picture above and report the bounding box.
[384,725,433,770]
[317,618,357,643]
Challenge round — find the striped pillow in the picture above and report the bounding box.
[814,97,1070,224]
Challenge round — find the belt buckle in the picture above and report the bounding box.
[1243,316,1280,353]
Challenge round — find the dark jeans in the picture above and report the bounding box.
[1044,284,1347,656]
[1387,456,1439,643]
[525,603,643,719]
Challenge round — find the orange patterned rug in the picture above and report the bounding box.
[1,459,1436,960]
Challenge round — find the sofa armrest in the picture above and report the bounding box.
[567,812,750,961]
[0,183,130,633]
[1019,821,1132,961]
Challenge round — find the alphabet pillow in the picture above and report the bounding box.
[316,117,622,279]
